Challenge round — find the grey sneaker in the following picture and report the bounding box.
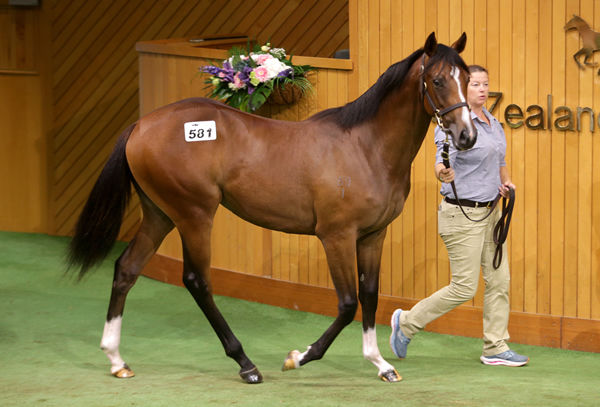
[389,309,411,358]
[480,350,529,367]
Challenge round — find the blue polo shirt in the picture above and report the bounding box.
[435,108,506,202]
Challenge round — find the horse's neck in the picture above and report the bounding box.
[576,21,591,32]
[369,71,430,175]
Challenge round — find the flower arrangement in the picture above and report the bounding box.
[201,42,314,112]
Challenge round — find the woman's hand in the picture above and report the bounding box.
[499,182,516,198]
[438,167,455,183]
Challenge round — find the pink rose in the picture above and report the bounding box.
[253,66,270,82]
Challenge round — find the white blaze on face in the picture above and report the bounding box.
[451,66,474,135]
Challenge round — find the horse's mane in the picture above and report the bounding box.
[569,15,587,26]
[308,44,467,130]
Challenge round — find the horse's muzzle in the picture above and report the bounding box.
[456,128,477,151]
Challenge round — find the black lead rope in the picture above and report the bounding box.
[442,140,515,269]
[492,187,515,269]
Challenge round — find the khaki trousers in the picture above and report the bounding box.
[399,199,511,356]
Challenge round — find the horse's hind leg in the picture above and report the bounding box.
[356,229,401,382]
[178,217,262,384]
[100,191,174,378]
[583,49,598,67]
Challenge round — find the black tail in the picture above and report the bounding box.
[68,123,136,278]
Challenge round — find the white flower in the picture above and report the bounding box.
[270,48,286,59]
[262,57,289,79]
[261,43,271,52]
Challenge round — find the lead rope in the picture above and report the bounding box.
[492,186,515,269]
[441,133,515,269]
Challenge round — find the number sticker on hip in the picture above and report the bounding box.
[184,121,217,142]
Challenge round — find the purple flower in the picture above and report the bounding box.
[237,66,253,84]
[277,68,293,78]
[202,65,222,75]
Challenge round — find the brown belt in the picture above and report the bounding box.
[445,197,494,208]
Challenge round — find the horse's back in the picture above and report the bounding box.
[127,97,288,171]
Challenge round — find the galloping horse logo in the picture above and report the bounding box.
[565,15,600,75]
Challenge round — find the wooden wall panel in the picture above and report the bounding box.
[593,4,600,321]
[48,0,349,237]
[563,0,580,318]
[0,75,46,231]
[537,0,552,317]
[551,0,567,317]
[346,0,600,323]
[0,3,49,233]
[0,6,38,72]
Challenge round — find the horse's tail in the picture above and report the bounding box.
[67,123,136,279]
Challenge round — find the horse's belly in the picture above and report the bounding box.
[220,191,316,235]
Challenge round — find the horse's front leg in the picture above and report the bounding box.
[356,229,401,382]
[574,48,587,69]
[282,231,358,372]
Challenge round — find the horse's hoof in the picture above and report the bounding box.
[282,350,300,371]
[113,365,135,378]
[239,366,263,384]
[379,368,402,382]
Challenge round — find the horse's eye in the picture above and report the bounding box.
[432,79,442,88]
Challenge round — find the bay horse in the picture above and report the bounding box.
[565,14,600,74]
[68,32,476,384]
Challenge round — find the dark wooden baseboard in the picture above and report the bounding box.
[143,253,600,353]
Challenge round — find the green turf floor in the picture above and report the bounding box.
[1,231,598,406]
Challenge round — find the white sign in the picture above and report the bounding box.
[184,121,217,142]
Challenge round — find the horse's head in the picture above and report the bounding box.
[564,15,585,31]
[421,32,476,151]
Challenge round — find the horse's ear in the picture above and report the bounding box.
[451,32,467,54]
[424,32,438,56]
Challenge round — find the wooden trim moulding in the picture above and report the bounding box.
[143,253,600,353]
[135,38,353,71]
[0,69,39,75]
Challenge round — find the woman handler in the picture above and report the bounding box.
[389,65,528,367]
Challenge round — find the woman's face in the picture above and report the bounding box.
[467,71,489,109]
